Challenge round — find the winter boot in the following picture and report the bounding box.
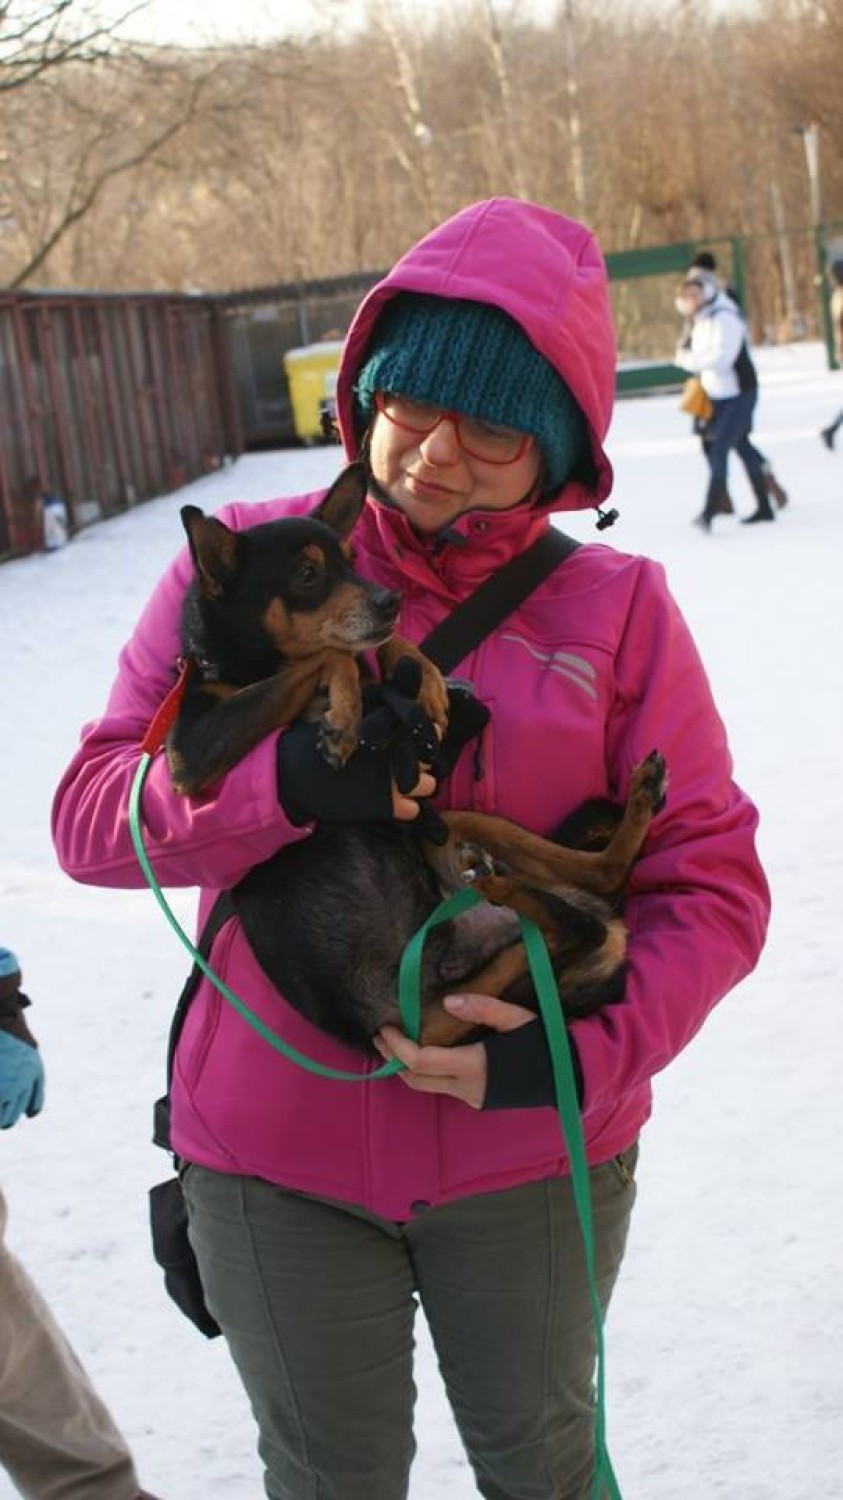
[761,461,788,508]
[742,471,776,524]
[821,419,841,450]
[694,476,731,531]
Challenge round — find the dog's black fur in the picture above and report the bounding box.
[168,463,667,1049]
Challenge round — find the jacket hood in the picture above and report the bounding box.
[336,197,616,515]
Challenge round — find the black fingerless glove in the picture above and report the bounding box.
[359,657,440,795]
[277,657,489,836]
[482,1020,584,1111]
[278,658,436,825]
[278,722,398,825]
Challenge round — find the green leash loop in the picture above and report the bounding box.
[130,750,621,1495]
[129,752,402,1081]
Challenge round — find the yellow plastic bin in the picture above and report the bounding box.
[283,340,344,444]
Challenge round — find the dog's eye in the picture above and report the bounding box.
[295,561,320,587]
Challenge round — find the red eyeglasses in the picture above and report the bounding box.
[374,390,533,465]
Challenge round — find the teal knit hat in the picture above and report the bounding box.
[0,948,21,981]
[355,293,588,495]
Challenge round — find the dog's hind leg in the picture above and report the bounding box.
[442,751,667,899]
[418,941,541,1046]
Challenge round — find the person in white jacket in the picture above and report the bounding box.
[674,269,776,530]
[687,253,788,509]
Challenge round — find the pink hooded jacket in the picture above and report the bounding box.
[52,199,770,1220]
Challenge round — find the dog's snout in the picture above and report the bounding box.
[372,586,401,620]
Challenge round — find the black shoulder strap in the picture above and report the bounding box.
[153,889,236,1152]
[419,528,580,674]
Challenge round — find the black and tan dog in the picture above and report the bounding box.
[168,462,667,1049]
[168,462,448,795]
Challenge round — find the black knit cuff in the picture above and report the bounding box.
[482,1020,584,1111]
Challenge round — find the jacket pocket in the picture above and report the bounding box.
[607,1140,639,1189]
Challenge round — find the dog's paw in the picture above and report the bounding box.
[417,659,450,735]
[634,749,668,813]
[455,841,497,884]
[473,873,519,906]
[317,718,358,770]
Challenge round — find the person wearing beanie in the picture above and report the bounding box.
[353,291,591,507]
[0,947,163,1500]
[683,252,789,511]
[52,198,769,1498]
[675,269,780,529]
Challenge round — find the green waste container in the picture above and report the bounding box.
[283,340,344,443]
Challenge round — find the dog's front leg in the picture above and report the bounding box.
[377,636,449,734]
[317,651,364,768]
[168,656,335,795]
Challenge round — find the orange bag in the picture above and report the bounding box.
[680,377,714,423]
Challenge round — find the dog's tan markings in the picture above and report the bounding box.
[263,584,398,658]
[565,917,627,985]
[261,596,298,654]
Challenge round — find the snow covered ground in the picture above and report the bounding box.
[1,342,841,1498]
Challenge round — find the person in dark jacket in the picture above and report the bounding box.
[0,948,162,1500]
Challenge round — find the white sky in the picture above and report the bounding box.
[92,0,739,49]
[110,0,362,47]
[2,342,842,1497]
[96,0,493,47]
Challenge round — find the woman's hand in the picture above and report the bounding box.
[374,992,536,1108]
[392,767,437,820]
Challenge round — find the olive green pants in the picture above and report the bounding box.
[0,1187,140,1500]
[184,1147,637,1500]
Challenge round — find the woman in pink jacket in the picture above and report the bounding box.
[52,198,770,1500]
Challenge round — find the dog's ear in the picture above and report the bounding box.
[180,505,243,598]
[311,462,368,541]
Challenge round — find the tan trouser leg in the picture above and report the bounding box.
[0,1188,139,1500]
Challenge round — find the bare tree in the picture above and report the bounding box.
[2,50,226,285]
[0,0,840,320]
[0,0,141,91]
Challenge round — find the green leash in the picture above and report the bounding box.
[129,750,622,1497]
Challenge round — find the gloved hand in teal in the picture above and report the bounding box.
[0,1017,45,1128]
